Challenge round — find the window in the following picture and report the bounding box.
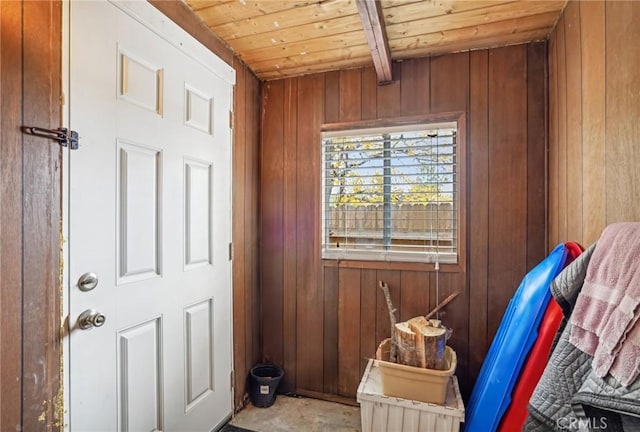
[322,121,459,263]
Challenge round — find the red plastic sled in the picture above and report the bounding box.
[498,242,583,431]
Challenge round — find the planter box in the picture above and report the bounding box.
[357,359,465,432]
[376,338,456,404]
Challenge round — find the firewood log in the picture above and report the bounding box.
[394,322,418,366]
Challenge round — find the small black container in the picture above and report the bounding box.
[248,364,284,408]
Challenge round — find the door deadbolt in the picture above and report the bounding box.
[78,309,106,330]
[77,272,99,292]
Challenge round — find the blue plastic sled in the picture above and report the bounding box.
[465,243,568,432]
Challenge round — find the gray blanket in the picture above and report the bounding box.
[525,244,640,432]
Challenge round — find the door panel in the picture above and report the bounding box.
[69,2,234,431]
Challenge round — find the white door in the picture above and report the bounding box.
[68,2,234,431]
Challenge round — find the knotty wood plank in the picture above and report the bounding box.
[323,264,339,395]
[580,0,606,246]
[400,58,430,116]
[339,68,362,122]
[22,1,62,428]
[487,45,528,338]
[0,1,24,428]
[526,42,547,268]
[192,0,318,28]
[226,14,364,54]
[376,62,401,119]
[564,2,583,244]
[338,268,362,397]
[399,271,430,322]
[232,60,248,408]
[605,1,640,224]
[386,1,565,40]
[556,15,568,242]
[325,71,340,124]
[430,52,469,113]
[361,66,378,120]
[149,0,233,65]
[282,78,299,393]
[295,74,325,393]
[468,49,489,384]
[212,0,360,40]
[548,31,559,249]
[260,80,285,367]
[359,268,378,378]
[391,12,558,57]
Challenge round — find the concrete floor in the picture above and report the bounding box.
[229,395,361,432]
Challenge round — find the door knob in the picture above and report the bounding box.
[78,309,106,330]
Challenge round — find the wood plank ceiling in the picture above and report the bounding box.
[185,0,566,81]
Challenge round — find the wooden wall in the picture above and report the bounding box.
[548,0,640,248]
[260,43,547,401]
[0,1,63,430]
[231,59,262,410]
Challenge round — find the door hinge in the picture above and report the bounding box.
[230,370,235,390]
[228,242,233,261]
[21,126,79,150]
[229,110,234,129]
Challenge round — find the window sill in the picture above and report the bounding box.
[321,258,464,273]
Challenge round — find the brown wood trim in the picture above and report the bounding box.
[0,1,25,428]
[322,111,464,132]
[148,0,233,66]
[292,389,359,407]
[322,259,463,273]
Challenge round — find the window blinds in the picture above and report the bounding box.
[322,123,457,263]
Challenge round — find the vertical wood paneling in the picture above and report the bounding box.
[323,265,339,394]
[527,43,547,267]
[1,1,63,428]
[564,1,583,243]
[232,60,248,408]
[262,47,546,401]
[580,0,605,246]
[295,74,324,392]
[487,45,528,338]
[605,1,640,224]
[430,52,469,113]
[1,2,24,427]
[359,269,378,377]
[556,16,568,242]
[400,58,430,116]
[324,70,340,124]
[361,67,378,120]
[549,0,640,249]
[339,69,362,121]
[261,80,285,367]
[399,272,429,322]
[338,268,361,396]
[282,78,299,392]
[376,63,401,118]
[468,49,489,384]
[548,33,559,247]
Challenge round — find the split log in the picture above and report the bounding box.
[394,322,417,367]
[408,317,447,370]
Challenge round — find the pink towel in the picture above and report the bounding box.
[569,222,640,387]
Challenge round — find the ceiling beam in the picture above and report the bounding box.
[355,0,393,84]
